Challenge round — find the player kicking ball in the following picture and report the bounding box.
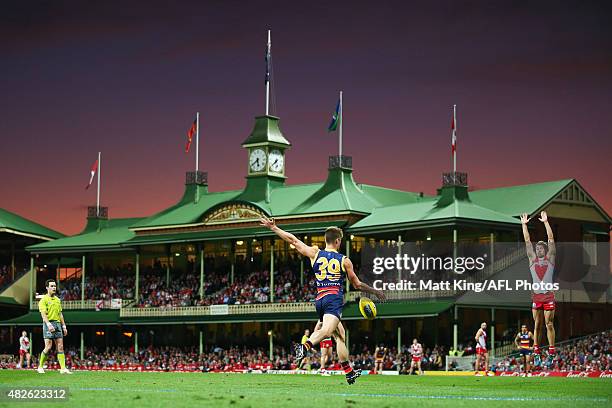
[260,216,385,384]
[37,279,71,374]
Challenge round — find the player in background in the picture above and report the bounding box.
[18,331,31,369]
[260,216,385,384]
[374,344,386,374]
[298,329,311,369]
[521,211,556,365]
[409,338,423,375]
[474,322,491,376]
[514,324,534,376]
[38,279,71,374]
[313,321,333,376]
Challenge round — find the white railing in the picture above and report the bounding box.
[120,302,316,318]
[31,299,134,310]
[346,289,457,302]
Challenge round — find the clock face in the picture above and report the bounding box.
[268,149,284,173]
[249,148,267,172]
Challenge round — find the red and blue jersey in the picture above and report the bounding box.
[312,249,346,300]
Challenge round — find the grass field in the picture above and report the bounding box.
[0,371,610,408]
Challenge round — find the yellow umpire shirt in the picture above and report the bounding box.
[38,294,62,322]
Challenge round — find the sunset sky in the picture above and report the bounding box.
[1,0,611,235]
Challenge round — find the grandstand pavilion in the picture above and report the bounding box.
[0,114,610,359]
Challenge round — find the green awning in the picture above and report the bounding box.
[0,301,454,326]
[0,310,120,326]
[125,220,348,246]
[45,257,82,266]
[0,296,22,306]
[582,224,610,236]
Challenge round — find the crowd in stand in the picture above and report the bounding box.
[0,265,10,288]
[2,332,610,373]
[1,342,444,373]
[495,330,611,373]
[56,263,319,307]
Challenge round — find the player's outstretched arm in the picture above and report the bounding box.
[520,213,536,263]
[475,329,482,342]
[344,257,386,301]
[259,216,318,261]
[538,211,556,263]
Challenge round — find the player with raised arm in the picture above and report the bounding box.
[515,324,534,376]
[37,279,71,374]
[409,338,423,375]
[260,216,385,385]
[474,322,491,376]
[521,211,557,365]
[18,331,31,369]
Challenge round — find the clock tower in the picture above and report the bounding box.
[239,115,291,203]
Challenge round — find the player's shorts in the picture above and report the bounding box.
[19,349,28,356]
[520,348,531,356]
[412,356,421,362]
[320,339,333,349]
[532,301,555,311]
[476,346,487,355]
[42,321,63,339]
[315,294,343,321]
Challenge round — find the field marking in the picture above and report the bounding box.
[333,393,608,402]
[72,386,608,402]
[77,387,178,393]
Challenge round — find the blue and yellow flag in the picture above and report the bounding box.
[327,99,341,132]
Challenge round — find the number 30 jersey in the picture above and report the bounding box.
[311,249,346,300]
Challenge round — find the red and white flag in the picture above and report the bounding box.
[185,118,197,153]
[85,159,98,189]
[451,112,457,154]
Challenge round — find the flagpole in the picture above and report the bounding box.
[265,30,271,116]
[97,151,101,217]
[196,112,200,172]
[339,91,343,158]
[453,104,457,173]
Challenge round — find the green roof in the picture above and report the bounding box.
[0,208,64,240]
[130,188,242,229]
[349,186,521,233]
[291,168,426,215]
[27,218,143,253]
[241,115,291,146]
[468,179,573,216]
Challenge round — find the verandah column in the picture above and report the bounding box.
[490,307,495,357]
[166,244,171,287]
[345,237,350,294]
[135,251,140,303]
[28,257,34,308]
[80,331,85,360]
[81,255,86,308]
[10,242,15,281]
[269,239,274,303]
[199,244,204,299]
[453,305,458,352]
